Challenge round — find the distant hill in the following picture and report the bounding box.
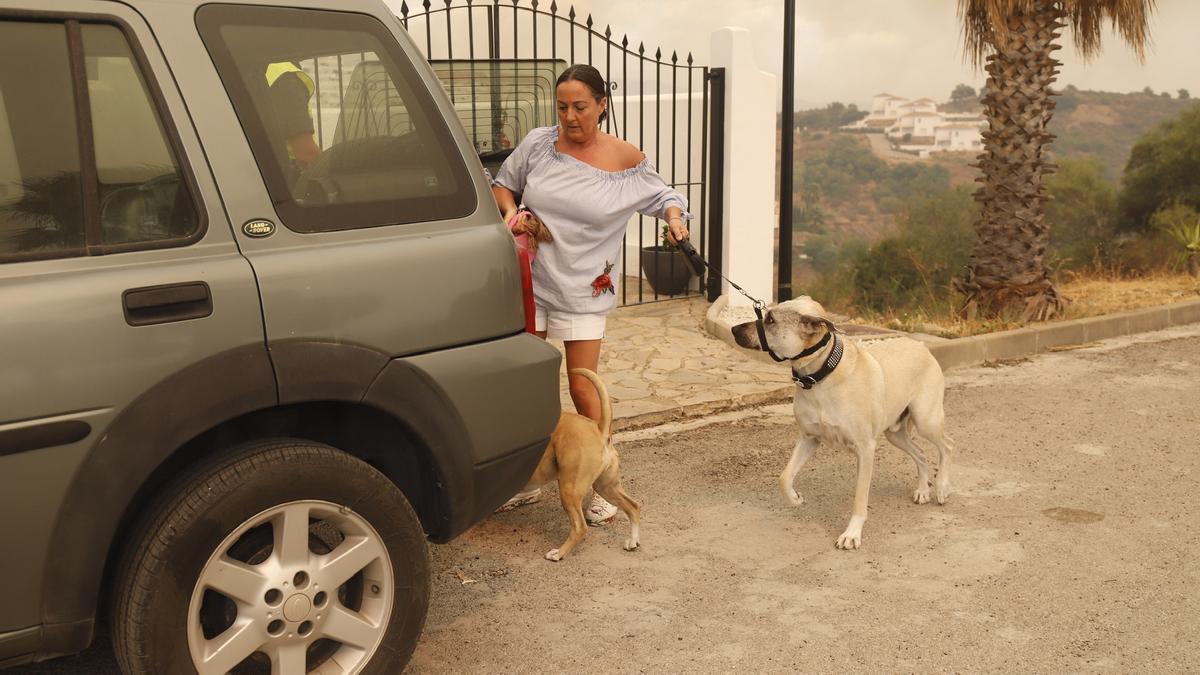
[1050,88,1197,181]
[930,88,1198,181]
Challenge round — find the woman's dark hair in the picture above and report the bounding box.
[556,64,609,123]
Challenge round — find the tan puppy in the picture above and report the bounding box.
[509,209,554,251]
[732,296,953,550]
[520,368,641,561]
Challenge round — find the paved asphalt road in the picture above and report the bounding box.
[12,326,1200,673]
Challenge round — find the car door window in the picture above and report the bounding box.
[0,21,86,258]
[83,24,199,247]
[0,19,200,262]
[197,5,476,233]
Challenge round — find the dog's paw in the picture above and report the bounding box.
[544,549,564,562]
[835,532,861,550]
[783,487,804,506]
[623,538,640,551]
[913,486,930,504]
[935,483,951,505]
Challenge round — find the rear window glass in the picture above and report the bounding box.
[197,5,476,233]
[429,59,565,156]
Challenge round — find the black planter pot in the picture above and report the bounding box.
[639,246,695,296]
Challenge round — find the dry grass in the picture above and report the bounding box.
[852,270,1200,338]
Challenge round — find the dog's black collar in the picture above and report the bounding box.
[753,305,832,362]
[791,333,843,390]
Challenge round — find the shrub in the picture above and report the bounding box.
[1044,157,1117,270]
[850,187,977,312]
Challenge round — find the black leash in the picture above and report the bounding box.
[676,239,790,362]
[677,238,842,386]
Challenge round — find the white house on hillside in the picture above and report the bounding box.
[868,92,908,119]
[886,111,941,140]
[933,121,986,153]
[845,92,985,158]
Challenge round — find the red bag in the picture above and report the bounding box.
[508,212,538,334]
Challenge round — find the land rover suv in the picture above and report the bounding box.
[0,1,562,672]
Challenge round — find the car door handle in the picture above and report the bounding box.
[123,282,213,326]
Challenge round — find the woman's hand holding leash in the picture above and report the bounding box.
[666,215,689,244]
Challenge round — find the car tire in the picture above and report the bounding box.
[112,438,430,674]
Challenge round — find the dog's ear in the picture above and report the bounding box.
[532,218,553,243]
[800,314,839,334]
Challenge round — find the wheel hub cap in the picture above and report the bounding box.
[283,593,312,622]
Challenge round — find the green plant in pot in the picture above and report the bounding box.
[639,223,696,296]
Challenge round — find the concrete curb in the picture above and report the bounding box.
[704,294,1200,372]
[924,297,1200,370]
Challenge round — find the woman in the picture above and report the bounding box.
[491,64,690,524]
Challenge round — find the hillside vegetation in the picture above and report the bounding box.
[1052,87,1197,181]
[786,89,1200,329]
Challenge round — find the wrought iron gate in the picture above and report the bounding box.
[397,0,726,306]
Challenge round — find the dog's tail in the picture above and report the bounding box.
[567,367,612,439]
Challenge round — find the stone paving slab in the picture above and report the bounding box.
[546,297,797,431]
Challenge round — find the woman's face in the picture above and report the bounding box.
[556,79,606,143]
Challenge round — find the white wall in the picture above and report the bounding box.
[710,27,776,307]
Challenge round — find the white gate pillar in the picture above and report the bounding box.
[710,27,777,307]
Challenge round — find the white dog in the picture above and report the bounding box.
[731,296,953,549]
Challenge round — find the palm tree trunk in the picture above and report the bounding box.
[956,0,1066,321]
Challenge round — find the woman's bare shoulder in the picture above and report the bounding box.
[607,135,646,170]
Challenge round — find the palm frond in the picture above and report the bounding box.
[958,0,1155,66]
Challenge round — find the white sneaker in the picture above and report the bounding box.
[585,494,618,526]
[496,487,541,512]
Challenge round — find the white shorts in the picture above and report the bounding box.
[535,305,607,340]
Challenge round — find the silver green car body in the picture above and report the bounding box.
[0,0,561,666]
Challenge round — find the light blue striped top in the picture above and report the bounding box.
[491,126,690,314]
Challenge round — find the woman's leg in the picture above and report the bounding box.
[563,339,603,422]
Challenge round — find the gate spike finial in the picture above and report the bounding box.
[400,0,409,16]
[568,5,575,20]
[422,0,431,11]
[638,41,644,55]
[444,0,452,7]
[655,47,661,61]
[531,0,538,8]
[550,0,557,14]
[604,24,611,39]
[621,34,628,48]
[687,52,693,65]
[586,13,593,29]
[671,50,677,64]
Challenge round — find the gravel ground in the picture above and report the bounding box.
[15,327,1200,673]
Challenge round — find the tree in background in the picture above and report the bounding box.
[1179,89,1191,100]
[794,102,868,130]
[1118,105,1200,231]
[950,83,978,101]
[1142,85,1155,96]
[853,188,977,312]
[1043,157,1117,269]
[954,0,1155,321]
